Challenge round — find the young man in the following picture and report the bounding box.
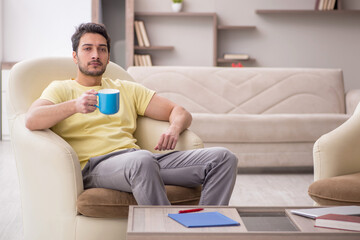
[26,23,238,205]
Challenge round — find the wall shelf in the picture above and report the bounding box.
[218,25,256,30]
[135,12,216,17]
[216,25,256,67]
[122,0,258,67]
[256,9,360,14]
[217,58,256,63]
[255,0,359,14]
[134,9,256,67]
[134,46,174,51]
[127,4,218,67]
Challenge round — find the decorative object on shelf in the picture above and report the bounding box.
[171,0,183,12]
[224,53,250,60]
[231,62,243,68]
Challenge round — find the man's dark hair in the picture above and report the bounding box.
[71,23,111,53]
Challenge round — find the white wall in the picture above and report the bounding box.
[3,0,92,61]
[1,0,92,139]
[135,0,360,91]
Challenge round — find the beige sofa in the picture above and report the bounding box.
[128,66,360,169]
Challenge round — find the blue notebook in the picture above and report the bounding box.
[168,211,240,228]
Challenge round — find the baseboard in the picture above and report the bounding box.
[238,166,313,174]
[1,134,10,141]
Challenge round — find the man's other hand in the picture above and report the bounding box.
[154,126,180,151]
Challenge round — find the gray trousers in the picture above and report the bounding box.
[82,147,238,205]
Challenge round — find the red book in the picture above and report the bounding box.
[315,214,360,232]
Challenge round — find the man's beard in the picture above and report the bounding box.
[78,60,107,77]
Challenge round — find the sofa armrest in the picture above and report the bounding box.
[10,114,83,236]
[313,103,360,181]
[134,116,203,153]
[345,89,360,115]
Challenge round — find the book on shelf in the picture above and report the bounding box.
[134,54,140,66]
[315,214,360,232]
[144,54,152,66]
[134,54,153,66]
[138,20,151,47]
[315,0,337,11]
[328,0,337,10]
[134,21,144,47]
[223,53,250,60]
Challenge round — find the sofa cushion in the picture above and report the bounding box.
[308,172,360,206]
[77,185,202,218]
[128,67,345,115]
[191,113,348,143]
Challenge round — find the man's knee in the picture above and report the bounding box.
[212,147,238,168]
[131,150,159,171]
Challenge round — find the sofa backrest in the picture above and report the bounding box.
[128,66,345,114]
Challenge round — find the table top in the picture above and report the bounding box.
[127,206,360,240]
[128,206,246,233]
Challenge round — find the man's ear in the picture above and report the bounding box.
[72,51,78,64]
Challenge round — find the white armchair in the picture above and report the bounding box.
[308,103,360,206]
[7,57,203,240]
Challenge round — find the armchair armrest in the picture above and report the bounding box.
[313,103,360,181]
[345,89,360,115]
[10,114,83,237]
[134,116,203,153]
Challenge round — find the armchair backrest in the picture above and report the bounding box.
[6,57,203,240]
[7,57,133,119]
[5,58,137,239]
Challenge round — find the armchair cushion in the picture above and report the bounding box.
[77,185,202,218]
[308,172,360,206]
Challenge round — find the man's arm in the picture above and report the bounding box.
[25,89,98,130]
[144,94,192,151]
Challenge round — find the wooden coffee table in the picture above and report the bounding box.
[127,206,360,240]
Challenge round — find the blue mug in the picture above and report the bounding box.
[96,89,120,115]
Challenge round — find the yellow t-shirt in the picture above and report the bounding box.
[40,78,155,169]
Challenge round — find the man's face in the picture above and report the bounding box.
[73,33,110,77]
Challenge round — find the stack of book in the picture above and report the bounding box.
[134,20,150,47]
[134,54,152,66]
[315,0,338,10]
[315,214,360,232]
[291,206,360,232]
[223,53,250,60]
